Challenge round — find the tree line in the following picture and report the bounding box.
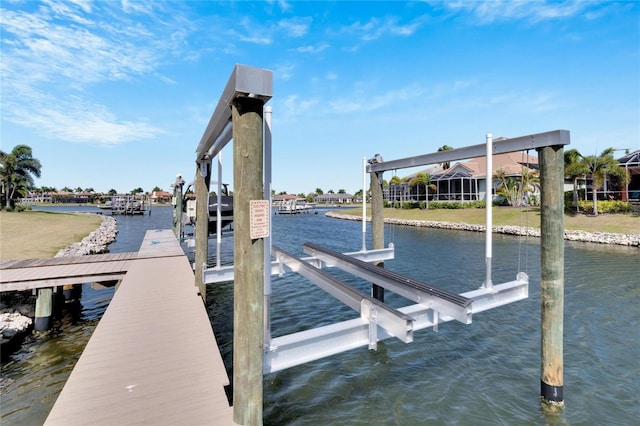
[1,144,631,216]
[0,144,168,209]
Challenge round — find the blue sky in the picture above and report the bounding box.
[1,0,639,196]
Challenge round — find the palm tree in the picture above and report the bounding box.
[409,172,436,208]
[0,145,42,208]
[494,167,539,207]
[582,147,630,216]
[564,148,589,212]
[438,145,454,170]
[389,175,405,205]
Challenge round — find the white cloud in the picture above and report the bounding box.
[275,63,296,81]
[329,84,425,114]
[3,92,163,144]
[0,1,186,144]
[293,42,329,54]
[278,17,312,37]
[441,0,590,24]
[344,15,427,41]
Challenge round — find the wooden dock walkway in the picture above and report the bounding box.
[44,229,234,425]
[0,252,137,291]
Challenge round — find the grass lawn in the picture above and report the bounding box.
[0,211,103,261]
[340,206,639,235]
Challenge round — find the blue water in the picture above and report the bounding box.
[1,205,638,425]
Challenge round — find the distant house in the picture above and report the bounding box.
[149,190,172,204]
[617,150,640,203]
[314,193,353,204]
[387,152,538,203]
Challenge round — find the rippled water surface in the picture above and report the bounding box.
[1,206,638,425]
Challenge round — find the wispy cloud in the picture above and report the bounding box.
[0,1,186,144]
[441,0,590,24]
[3,93,162,145]
[329,84,426,114]
[292,42,329,54]
[343,15,427,41]
[278,17,312,37]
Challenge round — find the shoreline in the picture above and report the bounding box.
[1,215,119,348]
[326,211,640,247]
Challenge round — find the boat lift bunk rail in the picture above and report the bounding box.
[272,245,414,344]
[302,242,472,324]
[263,243,529,374]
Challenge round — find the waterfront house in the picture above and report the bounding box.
[386,152,539,204]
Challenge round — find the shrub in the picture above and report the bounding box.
[577,200,633,214]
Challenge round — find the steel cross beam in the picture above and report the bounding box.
[366,129,570,173]
[195,64,273,162]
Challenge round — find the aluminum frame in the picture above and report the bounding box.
[195,64,273,162]
[302,242,472,324]
[272,245,414,345]
[264,274,528,374]
[367,129,569,173]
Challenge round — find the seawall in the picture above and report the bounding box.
[326,211,640,247]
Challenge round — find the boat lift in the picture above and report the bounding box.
[192,64,569,422]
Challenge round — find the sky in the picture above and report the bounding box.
[1,0,639,196]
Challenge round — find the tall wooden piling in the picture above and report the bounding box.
[172,175,185,238]
[194,162,211,299]
[538,145,565,405]
[370,171,385,302]
[232,96,265,425]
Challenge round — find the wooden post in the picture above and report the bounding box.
[232,96,264,425]
[194,162,211,299]
[538,145,565,406]
[172,175,185,238]
[370,170,385,302]
[34,287,53,331]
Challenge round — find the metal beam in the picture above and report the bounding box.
[272,245,414,344]
[195,64,273,162]
[264,276,528,374]
[302,242,472,324]
[202,247,396,284]
[367,129,570,173]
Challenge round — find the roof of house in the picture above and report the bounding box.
[618,150,640,170]
[432,152,538,180]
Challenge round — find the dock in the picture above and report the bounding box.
[44,229,234,425]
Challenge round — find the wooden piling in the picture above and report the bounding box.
[370,171,385,302]
[232,96,265,425]
[172,175,184,238]
[538,145,565,405]
[194,161,211,299]
[34,287,53,331]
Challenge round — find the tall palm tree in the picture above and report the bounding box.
[582,147,630,216]
[564,148,589,212]
[409,172,436,208]
[0,145,42,208]
[389,175,405,205]
[437,145,454,169]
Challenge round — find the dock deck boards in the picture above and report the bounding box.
[44,229,234,426]
[0,252,138,291]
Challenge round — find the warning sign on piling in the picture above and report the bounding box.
[250,200,270,239]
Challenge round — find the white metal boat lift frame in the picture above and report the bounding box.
[192,65,570,420]
[200,106,568,374]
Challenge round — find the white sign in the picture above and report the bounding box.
[250,200,270,239]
